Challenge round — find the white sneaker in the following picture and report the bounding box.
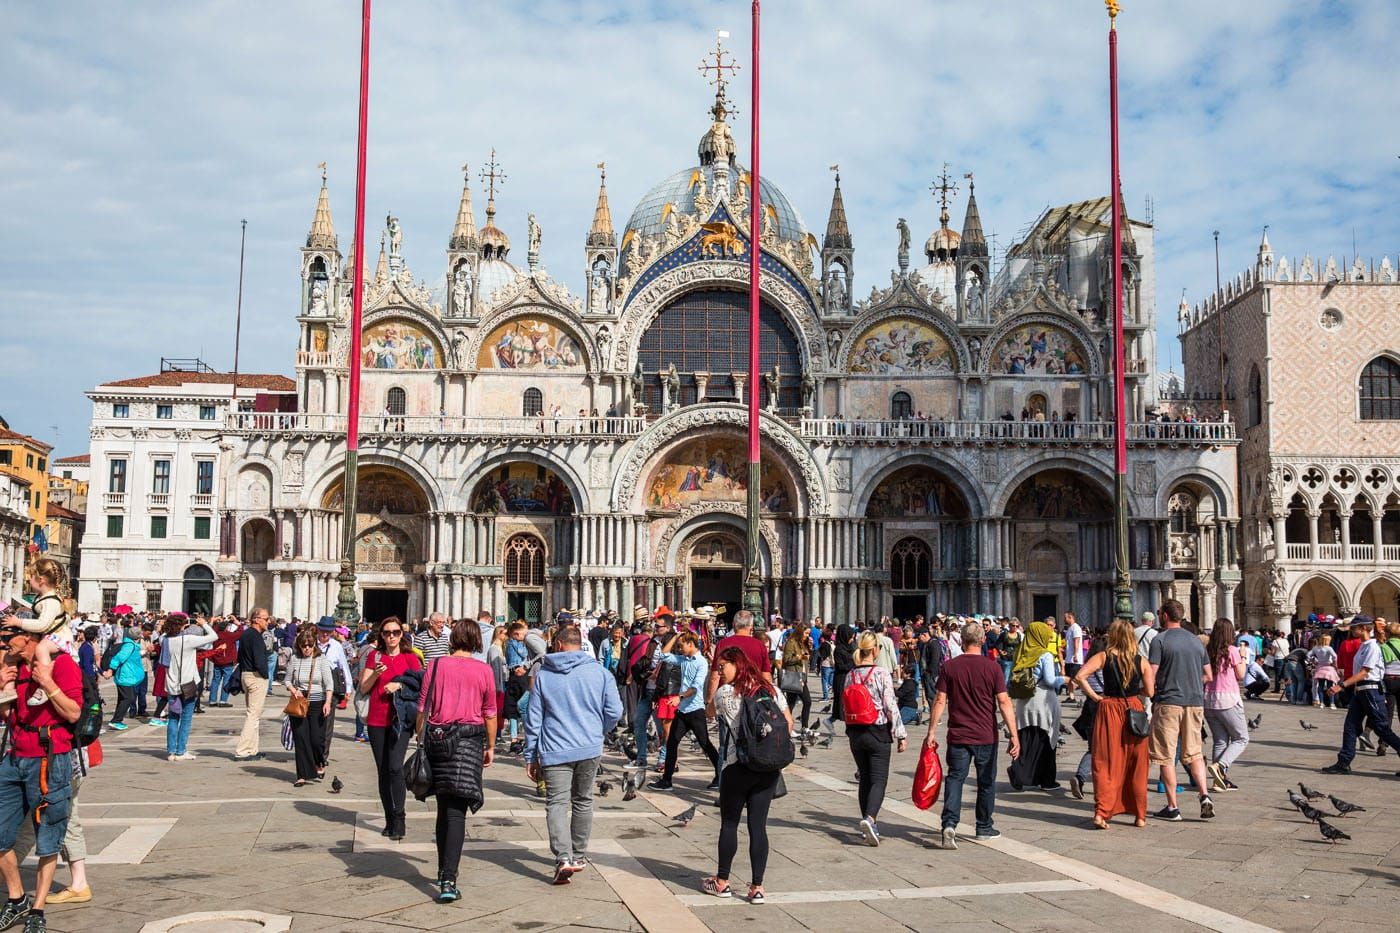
[940,826,958,850]
[26,688,48,707]
[858,817,879,847]
[174,752,198,761]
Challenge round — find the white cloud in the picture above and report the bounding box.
[1,0,1396,452]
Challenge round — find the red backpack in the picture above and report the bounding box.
[842,667,880,725]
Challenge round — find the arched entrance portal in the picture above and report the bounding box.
[504,533,547,625]
[864,462,973,617]
[182,564,214,617]
[685,532,745,627]
[1006,468,1113,623]
[1361,577,1400,622]
[322,465,430,623]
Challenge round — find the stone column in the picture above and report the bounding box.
[695,372,709,403]
[733,373,747,405]
[1197,580,1216,627]
[293,508,306,558]
[271,571,285,619]
[1339,509,1352,557]
[1372,511,1384,557]
[1307,510,1320,559]
[1220,581,1237,623]
[1272,512,1286,559]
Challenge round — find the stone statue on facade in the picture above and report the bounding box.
[1268,562,1287,605]
[590,268,611,314]
[308,279,327,316]
[896,218,912,274]
[964,269,983,315]
[452,264,472,313]
[764,364,781,412]
[386,214,403,260]
[595,324,612,362]
[630,359,645,407]
[1266,468,1282,506]
[800,371,815,409]
[827,330,842,369]
[662,363,680,412]
[451,329,468,367]
[527,213,542,271]
[825,269,846,313]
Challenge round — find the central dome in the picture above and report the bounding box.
[622,162,808,246]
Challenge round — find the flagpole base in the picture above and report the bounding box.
[743,461,764,615]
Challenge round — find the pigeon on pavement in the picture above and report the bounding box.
[596,781,612,797]
[1317,819,1351,844]
[1299,720,1318,731]
[330,776,343,794]
[1328,795,1365,816]
[1247,713,1262,730]
[1298,802,1335,823]
[1298,782,1326,800]
[675,803,698,827]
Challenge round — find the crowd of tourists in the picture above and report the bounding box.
[0,555,1396,920]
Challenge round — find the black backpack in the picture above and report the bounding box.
[658,657,683,697]
[629,637,658,684]
[733,688,793,772]
[72,669,103,747]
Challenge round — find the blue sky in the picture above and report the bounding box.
[2,1,1397,456]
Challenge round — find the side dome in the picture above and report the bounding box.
[621,163,808,245]
[477,256,522,307]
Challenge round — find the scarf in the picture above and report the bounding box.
[1013,620,1055,673]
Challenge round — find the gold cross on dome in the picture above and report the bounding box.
[698,30,740,120]
[930,163,958,214]
[479,149,507,202]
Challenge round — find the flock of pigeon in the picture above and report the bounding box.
[1288,782,1365,844]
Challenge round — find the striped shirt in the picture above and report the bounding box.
[413,626,452,662]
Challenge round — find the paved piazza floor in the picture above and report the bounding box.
[37,680,1400,932]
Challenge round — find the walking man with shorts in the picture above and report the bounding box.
[1147,600,1215,821]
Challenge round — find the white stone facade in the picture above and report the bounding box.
[0,473,29,606]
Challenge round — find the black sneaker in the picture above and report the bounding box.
[1320,762,1351,775]
[0,897,30,931]
[1154,806,1183,822]
[706,779,720,790]
[647,780,673,790]
[21,916,43,933]
[973,828,1003,841]
[436,878,461,903]
[1358,735,1375,751]
[1199,795,1215,819]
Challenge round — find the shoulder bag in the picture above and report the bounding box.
[282,659,319,718]
[405,658,438,801]
[1125,658,1151,738]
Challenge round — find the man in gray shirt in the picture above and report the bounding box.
[1146,599,1214,822]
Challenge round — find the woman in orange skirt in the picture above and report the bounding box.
[1074,619,1155,828]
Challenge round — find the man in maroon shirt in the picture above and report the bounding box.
[704,610,772,712]
[922,621,1018,850]
[0,623,84,930]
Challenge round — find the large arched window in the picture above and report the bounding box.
[522,387,544,417]
[890,391,913,420]
[386,387,407,416]
[637,289,803,410]
[1359,356,1400,420]
[1247,365,1263,427]
[503,534,545,587]
[890,537,931,591]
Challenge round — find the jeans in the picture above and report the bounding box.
[135,673,148,716]
[209,664,237,704]
[543,757,601,863]
[1337,687,1400,765]
[848,723,893,820]
[941,742,998,834]
[0,752,73,858]
[1204,702,1250,769]
[1075,750,1093,784]
[368,725,412,824]
[1000,660,1013,687]
[1284,660,1309,704]
[819,667,834,699]
[166,693,196,755]
[632,687,656,765]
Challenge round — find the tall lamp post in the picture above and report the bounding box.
[1108,0,1133,622]
[742,0,764,616]
[333,0,373,627]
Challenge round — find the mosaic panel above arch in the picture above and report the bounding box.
[477,317,585,371]
[361,319,442,370]
[847,317,956,374]
[865,465,970,519]
[321,465,429,514]
[1006,468,1111,521]
[471,463,575,515]
[988,323,1088,376]
[644,436,793,514]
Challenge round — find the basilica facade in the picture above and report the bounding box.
[215,85,1239,628]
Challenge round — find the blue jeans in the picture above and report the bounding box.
[820,668,834,699]
[941,742,997,834]
[0,752,73,858]
[1000,660,1013,687]
[167,693,197,755]
[266,654,278,682]
[1284,660,1309,704]
[1337,687,1400,765]
[632,687,656,765]
[209,664,237,704]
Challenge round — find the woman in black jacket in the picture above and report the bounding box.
[826,624,857,725]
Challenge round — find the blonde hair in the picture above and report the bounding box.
[856,631,880,663]
[1315,634,1331,647]
[27,556,75,614]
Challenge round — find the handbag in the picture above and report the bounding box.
[1127,706,1150,738]
[404,659,439,802]
[779,669,804,693]
[180,681,199,702]
[282,659,319,718]
[280,714,295,751]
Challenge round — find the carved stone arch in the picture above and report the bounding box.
[304,451,444,514]
[332,303,450,370]
[842,303,971,373]
[611,404,827,515]
[1154,467,1235,518]
[851,453,987,519]
[655,504,780,578]
[1294,464,1330,507]
[451,449,590,515]
[234,463,276,512]
[981,309,1102,376]
[613,261,822,374]
[466,302,598,374]
[1290,571,1347,606]
[989,454,1120,517]
[227,454,282,502]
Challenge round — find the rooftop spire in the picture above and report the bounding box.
[480,149,506,226]
[306,162,337,249]
[478,149,511,256]
[930,162,958,232]
[449,163,478,250]
[823,165,851,250]
[960,172,987,257]
[588,162,615,248]
[375,233,388,281]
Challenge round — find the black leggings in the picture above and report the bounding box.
[832,669,850,720]
[716,763,779,886]
[848,723,893,819]
[367,725,412,822]
[661,709,720,783]
[111,684,136,725]
[784,681,812,731]
[435,792,473,880]
[290,706,327,781]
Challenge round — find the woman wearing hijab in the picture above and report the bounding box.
[826,624,858,726]
[1007,620,1065,791]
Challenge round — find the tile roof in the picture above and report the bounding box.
[54,454,90,464]
[99,372,295,391]
[0,428,53,452]
[45,503,84,521]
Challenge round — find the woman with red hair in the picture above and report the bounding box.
[701,646,793,904]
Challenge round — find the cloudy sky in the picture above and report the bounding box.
[3,1,1396,456]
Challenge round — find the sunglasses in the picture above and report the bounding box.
[382,629,403,636]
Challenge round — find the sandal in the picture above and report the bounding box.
[293,779,307,787]
[1092,817,1110,830]
[701,877,732,898]
[748,885,766,904]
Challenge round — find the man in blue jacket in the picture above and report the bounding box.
[523,625,622,886]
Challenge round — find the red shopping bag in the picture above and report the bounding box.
[912,741,942,810]
[86,739,103,769]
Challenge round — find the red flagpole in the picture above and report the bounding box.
[335,0,372,624]
[743,0,764,615]
[1108,1,1132,621]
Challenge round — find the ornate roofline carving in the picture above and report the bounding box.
[611,404,828,516]
[613,260,822,374]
